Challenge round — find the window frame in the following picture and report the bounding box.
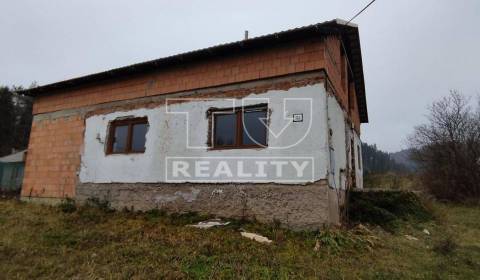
[210,104,268,150]
[106,117,148,155]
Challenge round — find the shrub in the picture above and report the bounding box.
[58,198,77,213]
[315,228,376,254]
[85,197,113,213]
[434,235,458,255]
[348,191,432,232]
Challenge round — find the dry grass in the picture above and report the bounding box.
[363,173,421,191]
[0,198,479,279]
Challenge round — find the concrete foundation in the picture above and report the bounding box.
[20,196,64,205]
[76,180,338,230]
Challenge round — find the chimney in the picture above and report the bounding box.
[244,30,249,40]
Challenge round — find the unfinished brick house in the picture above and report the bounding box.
[20,19,368,229]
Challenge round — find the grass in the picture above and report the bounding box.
[349,190,433,232]
[363,172,420,191]
[0,198,479,279]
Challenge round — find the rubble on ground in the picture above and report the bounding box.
[240,231,273,244]
[188,219,230,229]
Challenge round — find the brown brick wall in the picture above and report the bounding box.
[349,82,361,132]
[33,39,326,115]
[324,36,346,107]
[22,115,84,198]
[324,36,361,132]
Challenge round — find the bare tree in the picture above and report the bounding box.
[408,91,480,202]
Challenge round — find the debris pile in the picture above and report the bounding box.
[240,231,273,244]
[187,219,230,229]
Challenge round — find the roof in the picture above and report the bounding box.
[19,19,368,122]
[0,150,27,163]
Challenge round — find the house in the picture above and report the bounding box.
[0,150,26,192]
[20,19,368,229]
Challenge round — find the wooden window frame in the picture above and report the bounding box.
[210,105,268,150]
[106,117,148,155]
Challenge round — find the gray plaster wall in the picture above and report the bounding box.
[76,180,332,229]
[79,84,329,184]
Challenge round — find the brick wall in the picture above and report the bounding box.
[24,36,361,200]
[324,36,346,107]
[324,36,361,131]
[349,82,361,131]
[33,39,326,115]
[22,115,84,198]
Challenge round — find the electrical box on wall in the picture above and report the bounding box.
[292,113,303,122]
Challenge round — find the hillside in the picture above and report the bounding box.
[362,143,418,175]
[362,143,409,174]
[390,149,418,172]
[0,199,479,278]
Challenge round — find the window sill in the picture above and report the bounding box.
[105,151,145,155]
[209,145,267,151]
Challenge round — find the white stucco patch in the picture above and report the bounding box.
[325,94,364,190]
[211,189,224,196]
[175,188,201,202]
[152,188,201,204]
[327,95,348,189]
[353,132,363,189]
[153,194,178,204]
[79,84,333,184]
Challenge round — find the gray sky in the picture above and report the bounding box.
[1,0,479,152]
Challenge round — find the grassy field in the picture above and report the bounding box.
[0,198,479,279]
[363,173,421,191]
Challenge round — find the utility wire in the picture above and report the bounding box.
[346,0,376,25]
[341,0,377,77]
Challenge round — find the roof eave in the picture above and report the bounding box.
[19,19,368,123]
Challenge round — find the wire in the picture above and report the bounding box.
[341,0,377,77]
[346,0,376,25]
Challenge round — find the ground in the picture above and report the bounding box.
[363,172,420,190]
[0,198,479,279]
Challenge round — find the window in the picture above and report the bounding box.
[107,117,148,154]
[212,105,268,149]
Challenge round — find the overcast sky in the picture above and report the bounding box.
[1,0,479,152]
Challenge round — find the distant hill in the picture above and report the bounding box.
[362,143,413,174]
[390,149,418,172]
